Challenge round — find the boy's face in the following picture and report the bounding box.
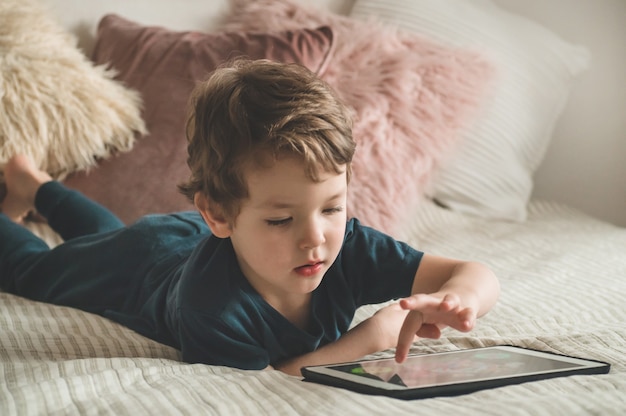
[229,156,348,310]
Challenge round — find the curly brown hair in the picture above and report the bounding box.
[178,59,355,222]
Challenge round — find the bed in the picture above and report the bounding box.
[2,0,625,414]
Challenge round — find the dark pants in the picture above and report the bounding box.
[0,181,126,307]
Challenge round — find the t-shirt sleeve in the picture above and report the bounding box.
[338,219,423,305]
[177,308,270,370]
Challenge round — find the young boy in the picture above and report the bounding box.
[0,59,499,376]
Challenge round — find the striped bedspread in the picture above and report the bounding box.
[2,200,625,415]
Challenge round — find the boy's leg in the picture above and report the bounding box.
[2,154,123,241]
[0,213,51,292]
[0,212,50,293]
[35,181,124,241]
[0,154,124,300]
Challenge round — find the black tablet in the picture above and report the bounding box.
[301,345,610,400]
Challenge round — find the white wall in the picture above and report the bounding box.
[494,0,626,226]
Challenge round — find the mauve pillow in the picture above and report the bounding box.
[64,14,334,224]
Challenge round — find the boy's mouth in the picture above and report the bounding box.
[294,262,324,277]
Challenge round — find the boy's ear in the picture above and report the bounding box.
[194,193,232,238]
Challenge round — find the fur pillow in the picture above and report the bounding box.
[221,0,495,237]
[351,0,591,222]
[0,0,146,179]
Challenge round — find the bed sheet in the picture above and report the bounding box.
[2,200,625,415]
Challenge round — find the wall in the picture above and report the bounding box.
[494,0,626,226]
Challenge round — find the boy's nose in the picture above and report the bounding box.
[299,219,325,249]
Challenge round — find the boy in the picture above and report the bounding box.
[0,59,499,376]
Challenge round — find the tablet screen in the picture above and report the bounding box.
[323,346,599,389]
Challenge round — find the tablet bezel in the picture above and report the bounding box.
[301,345,610,400]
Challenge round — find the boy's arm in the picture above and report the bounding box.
[271,303,410,377]
[395,254,500,363]
[272,254,499,376]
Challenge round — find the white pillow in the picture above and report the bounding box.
[350,0,590,221]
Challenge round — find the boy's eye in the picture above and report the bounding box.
[265,207,342,226]
[266,218,292,227]
[324,206,344,215]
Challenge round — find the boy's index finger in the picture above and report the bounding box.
[395,310,423,363]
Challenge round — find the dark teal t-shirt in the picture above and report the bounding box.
[68,213,422,370]
[136,216,422,369]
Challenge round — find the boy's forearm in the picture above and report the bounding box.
[274,319,383,377]
[436,261,500,316]
[412,257,499,316]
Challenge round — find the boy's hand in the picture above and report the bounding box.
[368,303,416,352]
[394,293,476,363]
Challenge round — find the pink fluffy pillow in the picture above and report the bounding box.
[222,0,494,237]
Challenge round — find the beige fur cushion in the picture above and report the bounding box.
[0,0,146,180]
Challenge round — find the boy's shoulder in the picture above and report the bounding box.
[343,217,395,243]
[172,234,254,312]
